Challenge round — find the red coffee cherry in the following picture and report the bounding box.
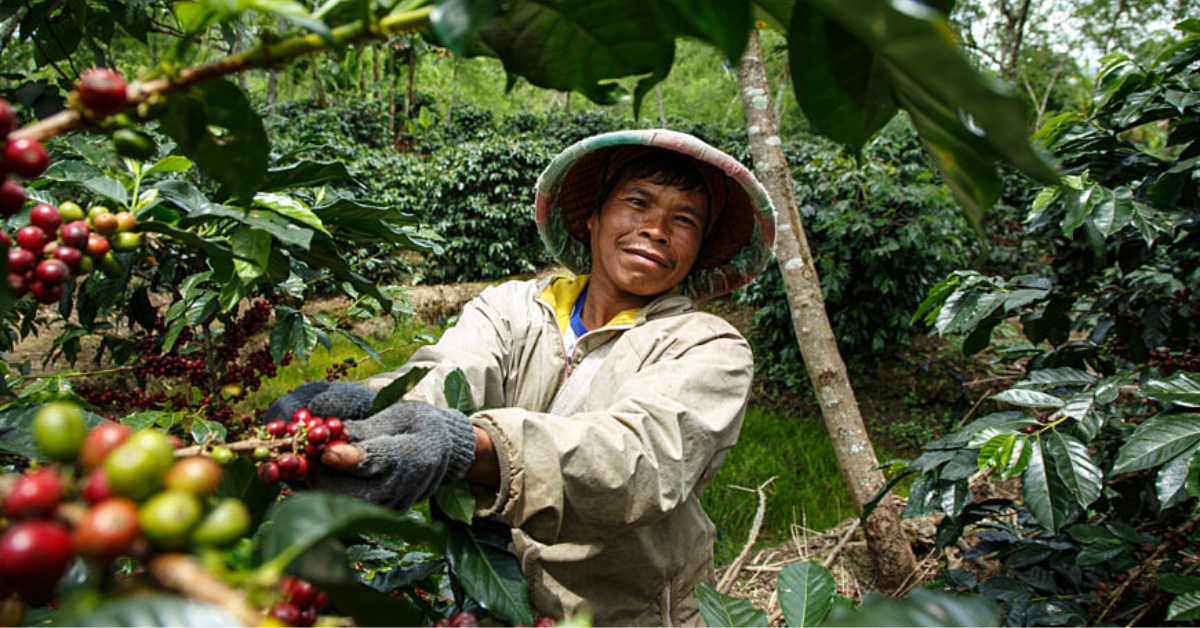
[53,245,83,272]
[59,221,90,250]
[15,225,48,252]
[0,178,24,216]
[34,259,71,286]
[0,99,16,138]
[77,69,128,116]
[0,520,73,601]
[2,138,49,179]
[8,248,35,274]
[27,279,64,304]
[3,468,64,520]
[28,204,62,233]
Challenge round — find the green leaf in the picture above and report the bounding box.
[260,161,351,192]
[1093,186,1134,236]
[83,175,131,207]
[668,0,753,62]
[159,79,269,202]
[1156,444,1199,509]
[1017,368,1096,388]
[443,368,476,414]
[444,521,534,626]
[1158,572,1200,595]
[1045,431,1102,508]
[231,228,271,284]
[860,469,917,523]
[1145,372,1200,408]
[257,492,443,568]
[991,389,1065,409]
[270,308,322,363]
[777,561,836,627]
[44,160,104,182]
[368,367,432,415]
[191,417,227,446]
[478,1,675,106]
[332,328,384,365]
[71,594,241,626]
[977,433,1032,480]
[433,481,477,524]
[1022,438,1073,534]
[824,588,997,627]
[1188,452,1200,498]
[254,193,330,235]
[695,583,768,627]
[1113,414,1200,475]
[144,155,194,176]
[431,0,502,56]
[283,536,427,626]
[1169,592,1200,621]
[789,3,897,152]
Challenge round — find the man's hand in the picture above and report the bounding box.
[264,381,376,423]
[311,400,477,511]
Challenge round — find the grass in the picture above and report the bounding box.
[701,407,902,563]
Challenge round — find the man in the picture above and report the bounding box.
[267,130,775,626]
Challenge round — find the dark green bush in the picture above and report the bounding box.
[738,118,978,384]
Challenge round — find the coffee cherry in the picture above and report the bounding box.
[0,231,9,249]
[294,455,309,478]
[8,248,34,274]
[34,259,71,286]
[277,453,300,474]
[191,498,250,547]
[112,128,156,160]
[258,462,281,484]
[534,618,556,627]
[2,138,49,179]
[8,273,26,296]
[208,447,237,465]
[0,520,73,601]
[91,211,117,235]
[15,225,48,252]
[53,245,83,272]
[0,179,24,216]
[307,425,330,445]
[0,99,15,137]
[164,456,223,497]
[79,422,132,469]
[59,220,90,249]
[449,612,479,627]
[325,418,344,440]
[282,576,319,607]
[4,468,64,519]
[84,234,110,259]
[58,201,85,222]
[81,469,113,504]
[28,204,62,233]
[111,231,142,252]
[98,251,123,278]
[72,497,140,563]
[299,606,317,627]
[292,408,312,423]
[77,68,128,116]
[265,419,287,438]
[138,490,202,549]
[33,402,86,462]
[27,279,64,304]
[270,601,301,626]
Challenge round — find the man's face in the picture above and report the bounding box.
[586,172,709,302]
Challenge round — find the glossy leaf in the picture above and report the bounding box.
[284,536,427,626]
[261,160,353,192]
[83,176,130,207]
[789,3,897,152]
[190,417,227,446]
[1169,592,1200,621]
[778,561,836,627]
[444,520,534,626]
[258,492,444,568]
[1045,431,1102,508]
[1145,372,1200,408]
[1112,414,1200,475]
[991,388,1065,409]
[1022,439,1073,534]
[369,367,433,415]
[0,404,110,461]
[477,1,675,108]
[668,0,752,62]
[444,368,476,414]
[159,80,269,202]
[824,588,997,627]
[1156,444,1199,509]
[431,0,503,56]
[434,481,477,525]
[1158,572,1200,594]
[695,583,768,627]
[1017,368,1096,388]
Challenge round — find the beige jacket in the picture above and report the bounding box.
[361,276,753,626]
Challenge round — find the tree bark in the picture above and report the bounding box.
[735,30,917,592]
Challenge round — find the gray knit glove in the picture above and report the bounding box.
[264,381,377,423]
[313,400,476,512]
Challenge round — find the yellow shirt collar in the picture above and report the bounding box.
[540,275,641,335]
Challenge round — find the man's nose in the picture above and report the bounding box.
[638,209,669,242]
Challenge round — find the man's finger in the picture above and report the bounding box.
[321,443,362,471]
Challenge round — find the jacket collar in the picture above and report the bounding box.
[534,274,695,330]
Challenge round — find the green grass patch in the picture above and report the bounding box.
[701,407,901,563]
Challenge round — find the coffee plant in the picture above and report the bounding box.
[869,22,1200,626]
[0,0,1078,624]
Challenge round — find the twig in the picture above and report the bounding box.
[1124,558,1199,627]
[891,547,939,597]
[10,7,433,143]
[174,437,293,457]
[1098,510,1200,623]
[148,553,261,626]
[716,477,775,594]
[957,387,994,429]
[822,519,860,569]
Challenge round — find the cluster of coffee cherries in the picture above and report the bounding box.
[4,200,139,303]
[255,408,347,485]
[0,99,49,220]
[0,403,250,619]
[432,612,556,627]
[265,576,329,627]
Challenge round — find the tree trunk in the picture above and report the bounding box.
[656,84,666,127]
[735,30,917,592]
[311,58,327,108]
